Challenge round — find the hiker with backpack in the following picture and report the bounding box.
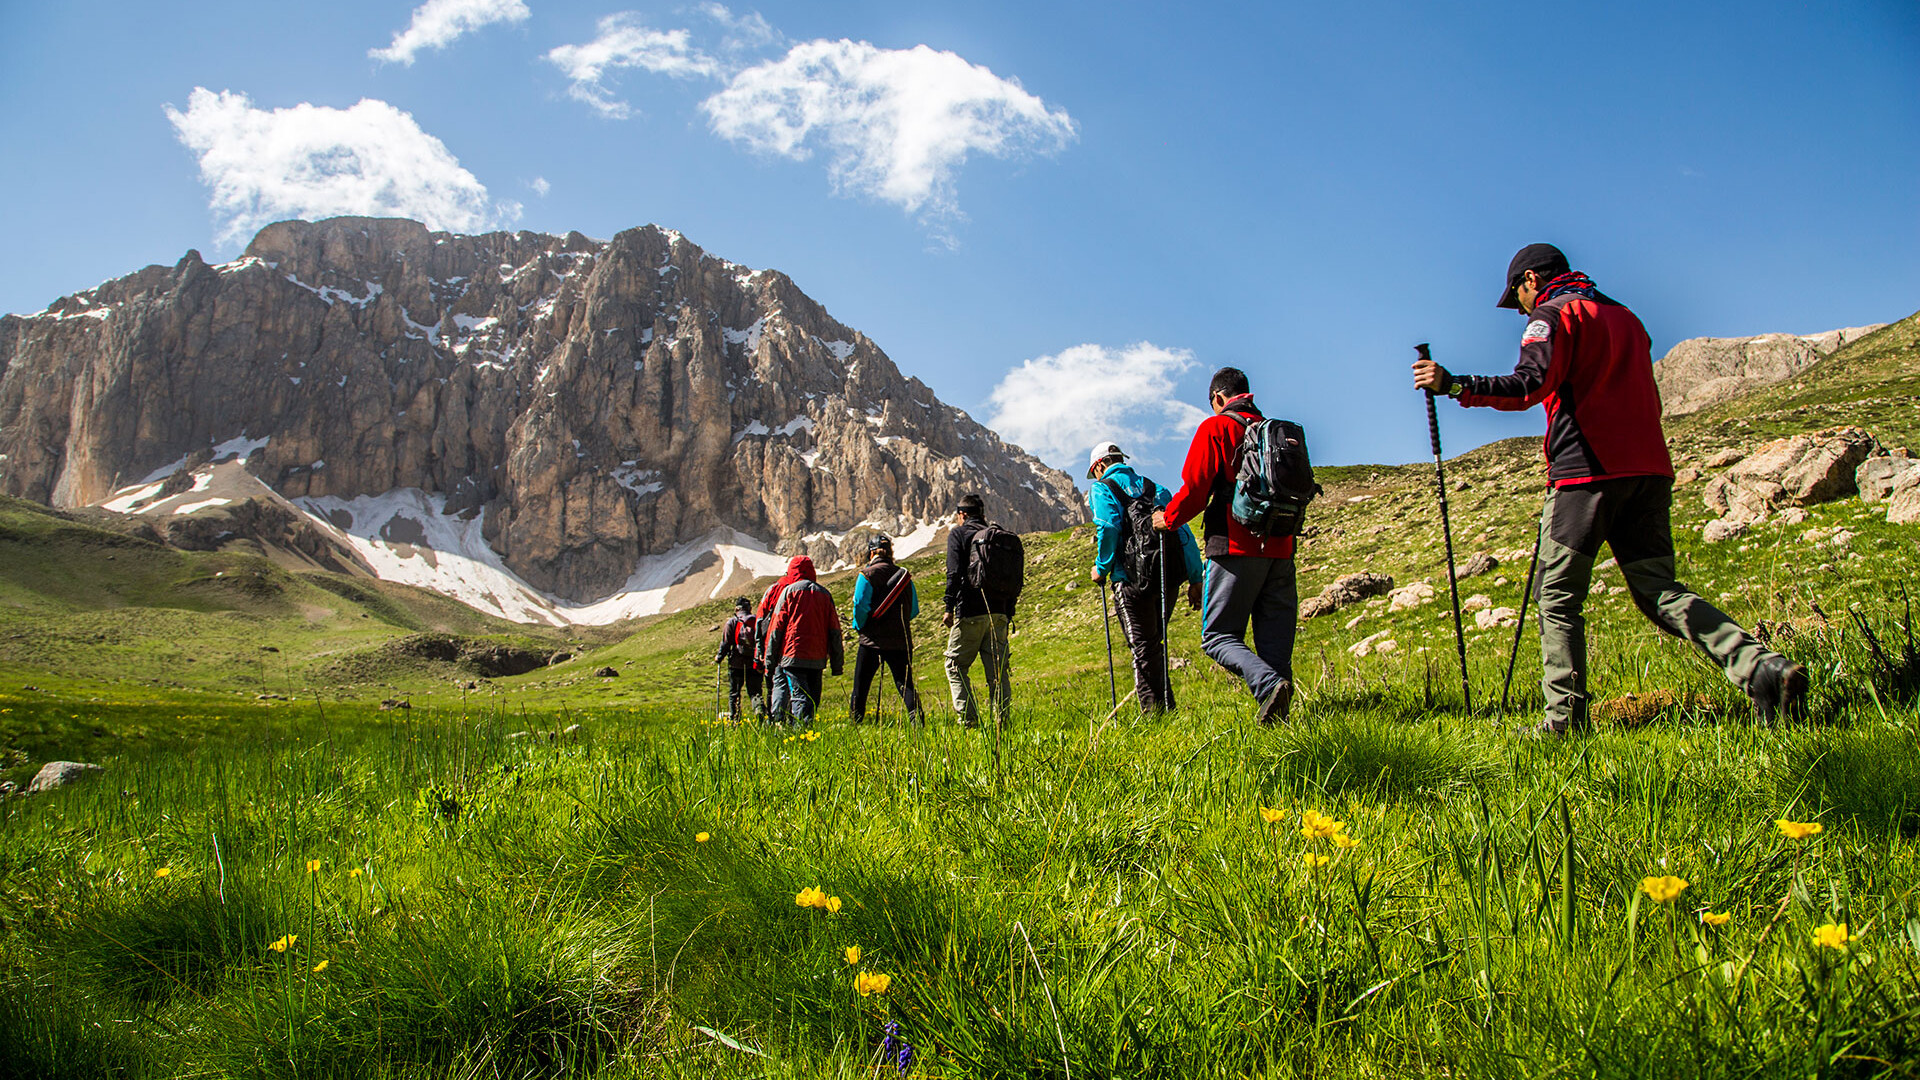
[943,493,1024,729]
[1088,441,1203,713]
[715,596,763,722]
[1412,242,1808,735]
[754,555,813,723]
[762,555,844,727]
[850,534,924,724]
[1153,367,1319,724]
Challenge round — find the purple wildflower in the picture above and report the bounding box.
[879,1020,916,1075]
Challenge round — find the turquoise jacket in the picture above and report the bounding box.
[852,563,920,631]
[1089,463,1204,585]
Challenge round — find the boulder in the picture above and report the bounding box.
[1463,594,1493,612]
[1704,448,1745,468]
[1858,455,1920,503]
[1474,606,1519,630]
[28,761,104,793]
[593,666,619,677]
[1702,518,1748,544]
[1456,551,1498,579]
[1348,630,1396,657]
[1703,427,1879,524]
[1889,471,1920,525]
[1387,581,1436,612]
[1298,572,1395,620]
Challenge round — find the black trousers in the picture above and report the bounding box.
[851,644,921,722]
[1112,578,1177,712]
[727,665,763,720]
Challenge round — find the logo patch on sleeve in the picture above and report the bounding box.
[1520,319,1553,345]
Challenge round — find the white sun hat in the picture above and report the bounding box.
[1086,441,1126,479]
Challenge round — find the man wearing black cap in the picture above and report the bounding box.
[1412,243,1808,734]
[943,493,1013,728]
[715,596,763,722]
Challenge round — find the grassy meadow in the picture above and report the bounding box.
[2,314,1919,1077]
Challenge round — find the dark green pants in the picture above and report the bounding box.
[1535,476,1774,729]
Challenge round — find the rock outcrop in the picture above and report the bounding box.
[1702,427,1877,534]
[1298,571,1394,620]
[1654,325,1884,417]
[0,218,1084,619]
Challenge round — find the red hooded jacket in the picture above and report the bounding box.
[763,556,845,671]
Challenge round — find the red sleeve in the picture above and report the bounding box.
[1163,416,1235,528]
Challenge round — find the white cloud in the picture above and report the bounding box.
[697,2,779,52]
[165,88,519,247]
[701,39,1076,225]
[545,15,720,119]
[986,343,1208,471]
[370,0,530,65]
[529,176,551,196]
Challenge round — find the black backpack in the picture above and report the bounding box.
[966,522,1025,603]
[1227,412,1322,538]
[1103,478,1181,589]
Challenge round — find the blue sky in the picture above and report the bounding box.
[2,0,1915,480]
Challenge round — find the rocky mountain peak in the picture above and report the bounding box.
[0,216,1085,622]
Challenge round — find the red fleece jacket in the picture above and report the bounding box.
[763,557,844,670]
[1163,397,1295,559]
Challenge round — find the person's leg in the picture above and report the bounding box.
[728,666,745,721]
[766,662,789,723]
[981,614,1013,728]
[788,667,820,726]
[1157,571,1180,712]
[883,648,921,721]
[945,617,984,727]
[1536,484,1605,731]
[1113,581,1161,710]
[1249,558,1298,683]
[747,669,764,719]
[850,644,881,723]
[1606,477,1777,690]
[1201,555,1282,701]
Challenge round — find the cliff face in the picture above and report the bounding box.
[0,217,1083,618]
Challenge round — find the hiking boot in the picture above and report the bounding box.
[1257,679,1294,726]
[1749,655,1809,725]
[1515,720,1590,740]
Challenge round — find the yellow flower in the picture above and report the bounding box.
[844,945,861,965]
[1813,923,1852,950]
[306,859,322,874]
[312,960,329,973]
[825,895,843,913]
[1331,833,1360,850]
[1700,912,1731,927]
[1302,852,1330,869]
[803,730,821,742]
[348,868,364,878]
[783,736,794,744]
[1776,818,1824,841]
[1640,876,1689,904]
[1299,810,1346,840]
[1258,806,1283,824]
[695,832,710,843]
[796,886,826,909]
[268,934,298,953]
[155,867,172,878]
[855,971,892,997]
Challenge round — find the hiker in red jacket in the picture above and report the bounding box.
[754,556,810,721]
[763,555,844,726]
[1152,367,1299,724]
[1413,242,1808,734]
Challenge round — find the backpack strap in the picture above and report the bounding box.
[870,566,913,622]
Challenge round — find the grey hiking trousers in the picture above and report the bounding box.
[945,614,1010,727]
[1535,476,1776,729]
[1201,554,1297,703]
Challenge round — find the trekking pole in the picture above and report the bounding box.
[1500,514,1545,715]
[1418,343,1473,713]
[1160,543,1173,711]
[1098,577,1118,708]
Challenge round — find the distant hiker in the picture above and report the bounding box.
[1154,367,1301,724]
[1412,242,1808,734]
[755,556,812,722]
[943,493,1023,728]
[716,596,763,722]
[1088,441,1203,712]
[763,555,844,726]
[851,534,924,724]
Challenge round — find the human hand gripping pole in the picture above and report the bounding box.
[1418,343,1474,713]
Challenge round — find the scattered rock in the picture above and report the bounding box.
[561,724,582,737]
[506,730,531,740]
[1463,594,1493,612]
[1703,427,1879,524]
[1704,448,1745,468]
[28,761,104,794]
[1860,455,1920,504]
[1702,518,1749,544]
[1298,572,1395,619]
[1348,631,1396,658]
[1674,467,1701,485]
[260,645,280,653]
[254,693,288,701]
[1456,551,1498,579]
[1596,557,1617,571]
[379,698,410,711]
[1168,657,1190,670]
[547,652,573,667]
[1387,581,1436,612]
[1890,471,1920,525]
[1343,613,1367,630]
[593,666,619,678]
[1474,606,1519,630]
[1828,529,1856,549]
[1775,506,1809,525]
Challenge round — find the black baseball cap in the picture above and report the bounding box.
[1497,243,1570,309]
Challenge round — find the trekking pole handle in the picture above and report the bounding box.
[1417,343,1444,461]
